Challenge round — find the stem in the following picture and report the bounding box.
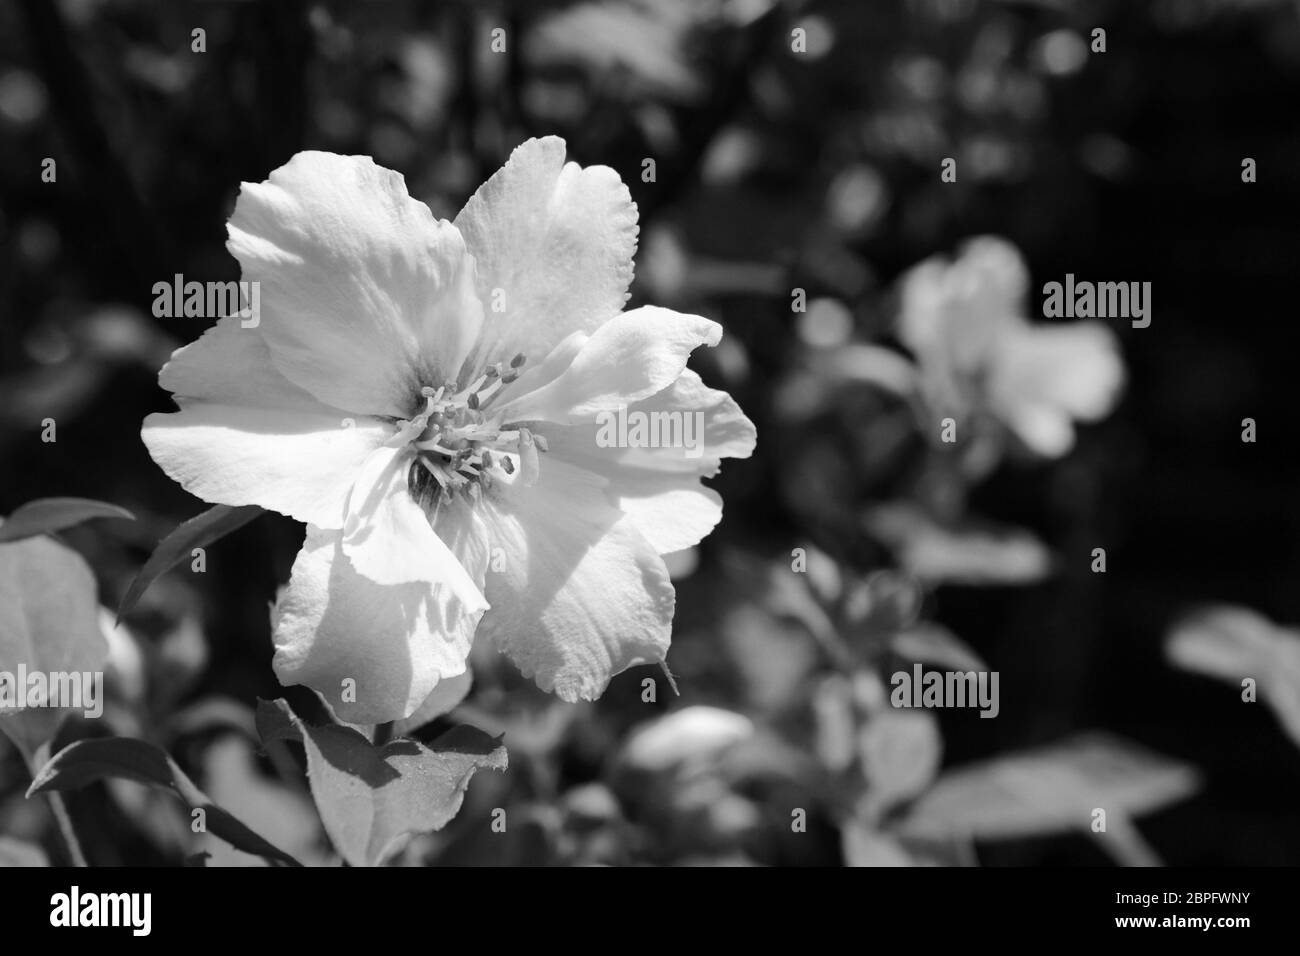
[46,791,88,867]
[1092,814,1162,867]
[953,834,979,868]
[373,722,395,747]
[22,744,88,867]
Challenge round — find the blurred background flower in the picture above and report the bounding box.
[897,236,1124,459]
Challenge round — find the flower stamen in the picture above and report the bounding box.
[401,360,538,502]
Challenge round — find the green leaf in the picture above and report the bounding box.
[892,624,987,673]
[1166,604,1300,751]
[896,733,1199,840]
[267,700,507,866]
[841,571,924,638]
[858,708,942,820]
[200,735,320,867]
[167,697,259,742]
[28,736,174,791]
[27,737,302,867]
[0,836,49,867]
[0,498,135,544]
[117,504,262,622]
[0,534,108,759]
[821,344,919,396]
[840,823,913,867]
[864,504,1053,586]
[255,697,303,747]
[427,723,508,756]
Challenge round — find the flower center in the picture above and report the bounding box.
[392,353,547,504]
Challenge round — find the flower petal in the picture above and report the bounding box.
[898,236,1026,372]
[454,136,639,370]
[477,459,674,701]
[144,316,394,528]
[546,369,755,475]
[494,306,721,425]
[271,520,488,725]
[542,370,756,552]
[998,403,1076,458]
[494,328,588,401]
[600,478,723,555]
[340,447,488,614]
[953,236,1030,322]
[143,407,393,529]
[989,322,1123,457]
[431,492,494,589]
[227,152,482,417]
[991,322,1125,422]
[159,315,324,409]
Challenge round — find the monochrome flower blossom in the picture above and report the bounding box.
[898,236,1124,457]
[142,137,755,724]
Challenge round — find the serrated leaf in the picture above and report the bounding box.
[0,498,135,544]
[117,504,262,622]
[896,733,1198,840]
[27,737,301,866]
[426,723,505,757]
[267,700,506,866]
[0,534,108,759]
[1166,604,1300,750]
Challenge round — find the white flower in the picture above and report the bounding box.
[142,138,755,724]
[898,236,1124,457]
[618,705,754,774]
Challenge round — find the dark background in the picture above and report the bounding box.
[2,0,1298,866]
